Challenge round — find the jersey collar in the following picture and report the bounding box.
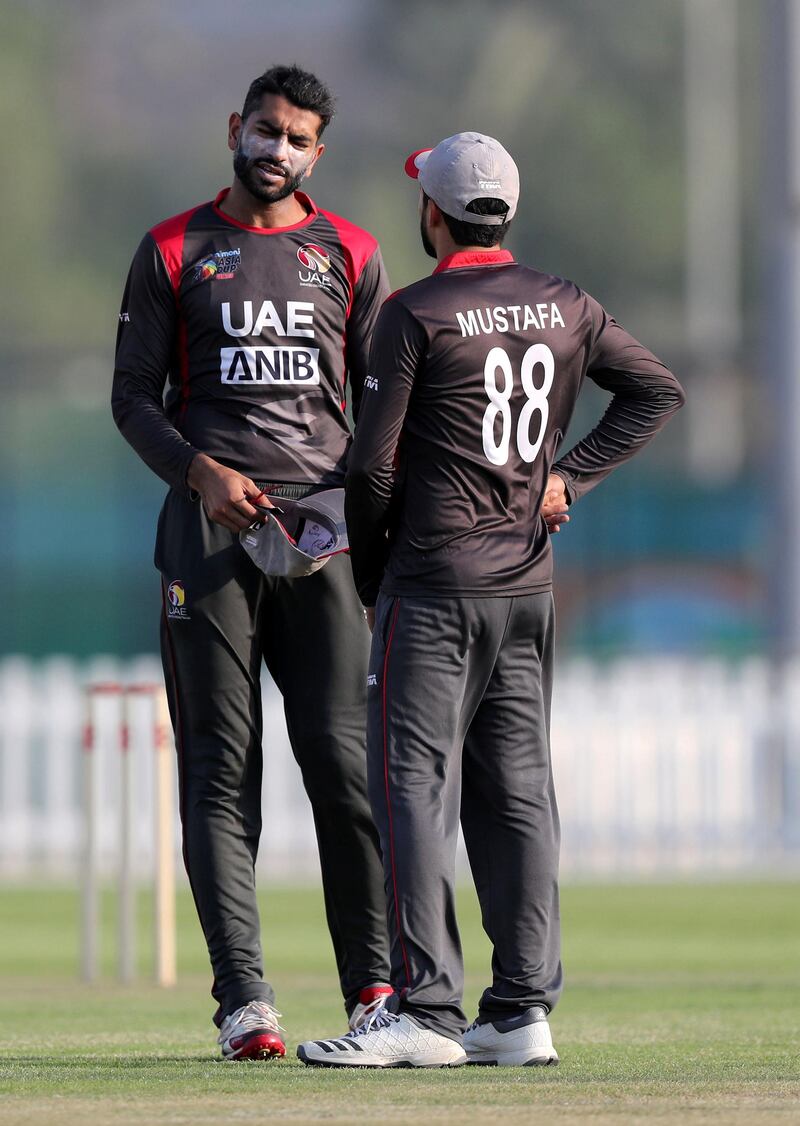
[433,248,515,274]
[212,188,319,234]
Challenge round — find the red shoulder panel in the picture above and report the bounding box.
[149,203,207,296]
[319,208,379,312]
[149,202,206,420]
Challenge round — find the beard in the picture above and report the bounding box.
[233,147,308,204]
[419,213,437,259]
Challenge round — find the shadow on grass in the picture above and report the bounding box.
[2,1056,219,1065]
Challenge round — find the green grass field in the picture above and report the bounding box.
[0,882,798,1124]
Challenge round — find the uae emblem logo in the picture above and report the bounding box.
[297,244,331,273]
[166,580,190,620]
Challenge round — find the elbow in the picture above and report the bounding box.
[670,376,687,412]
[345,449,373,489]
[668,382,687,418]
[653,374,686,418]
[110,388,126,432]
[345,464,371,496]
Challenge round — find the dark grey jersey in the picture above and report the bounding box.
[345,248,684,605]
[112,190,389,494]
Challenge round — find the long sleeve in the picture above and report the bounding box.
[345,297,425,605]
[111,234,199,493]
[553,297,685,503]
[345,247,390,424]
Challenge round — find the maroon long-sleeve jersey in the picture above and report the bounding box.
[345,248,685,605]
[112,189,389,493]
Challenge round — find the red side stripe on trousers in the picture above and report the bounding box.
[160,582,188,864]
[160,581,219,999]
[382,597,412,990]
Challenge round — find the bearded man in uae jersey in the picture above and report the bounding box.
[112,65,392,1060]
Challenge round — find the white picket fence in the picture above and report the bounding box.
[0,655,798,880]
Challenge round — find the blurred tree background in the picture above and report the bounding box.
[0,0,762,656]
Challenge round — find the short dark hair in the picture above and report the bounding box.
[423,192,512,248]
[242,65,336,135]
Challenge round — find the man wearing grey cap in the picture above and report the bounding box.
[298,132,684,1068]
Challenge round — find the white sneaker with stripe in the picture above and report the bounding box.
[297,1009,466,1068]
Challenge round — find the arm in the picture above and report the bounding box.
[344,247,390,423]
[553,297,685,503]
[345,298,425,606]
[111,234,198,494]
[111,235,268,529]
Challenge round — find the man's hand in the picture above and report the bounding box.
[187,453,272,533]
[365,607,376,633]
[541,473,570,535]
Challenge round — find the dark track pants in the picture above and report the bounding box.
[367,591,562,1042]
[156,488,390,1025]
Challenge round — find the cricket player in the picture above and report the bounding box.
[298,132,685,1068]
[112,65,392,1059]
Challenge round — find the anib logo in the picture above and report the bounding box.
[167,581,185,607]
[297,244,331,273]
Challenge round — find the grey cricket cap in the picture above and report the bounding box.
[404,132,519,225]
[239,488,348,579]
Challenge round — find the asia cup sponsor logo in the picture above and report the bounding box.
[297,243,333,290]
[166,580,190,620]
[196,257,218,281]
[194,248,241,283]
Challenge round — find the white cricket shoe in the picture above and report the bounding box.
[348,983,394,1031]
[218,1000,286,1060]
[463,1006,559,1066]
[297,1009,466,1068]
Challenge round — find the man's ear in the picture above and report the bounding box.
[227,112,242,153]
[302,142,326,180]
[426,198,445,229]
